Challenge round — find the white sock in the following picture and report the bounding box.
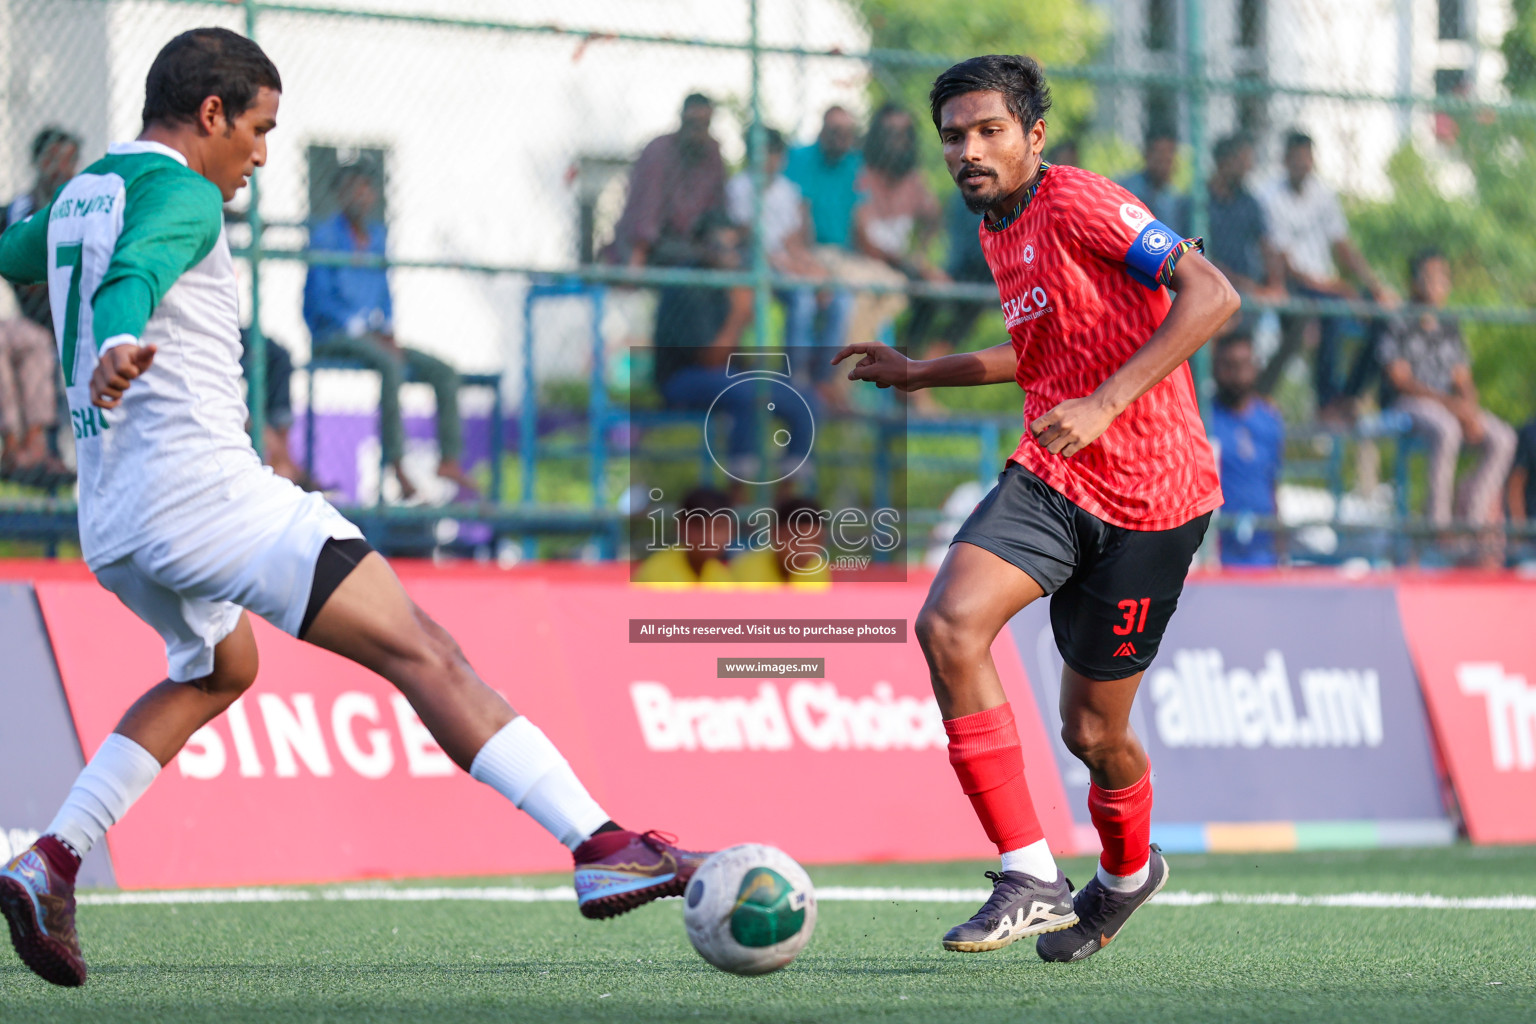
[46,733,162,856]
[1096,861,1150,893]
[1000,838,1060,883]
[469,717,611,851]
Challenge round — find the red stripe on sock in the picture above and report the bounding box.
[944,703,1045,853]
[1088,766,1153,875]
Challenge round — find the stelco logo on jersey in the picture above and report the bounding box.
[1002,286,1053,329]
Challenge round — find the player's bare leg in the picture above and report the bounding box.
[1,619,258,987]
[302,550,705,918]
[1037,666,1169,963]
[916,542,1077,951]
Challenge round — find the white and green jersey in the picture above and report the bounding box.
[0,140,262,569]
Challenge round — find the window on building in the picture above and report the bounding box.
[1238,0,1264,49]
[1438,0,1466,41]
[1147,0,1176,51]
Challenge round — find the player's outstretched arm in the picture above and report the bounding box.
[1031,251,1239,457]
[832,341,1015,391]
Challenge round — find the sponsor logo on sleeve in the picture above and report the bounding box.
[1119,202,1152,232]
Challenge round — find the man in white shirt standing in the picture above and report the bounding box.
[1257,130,1398,417]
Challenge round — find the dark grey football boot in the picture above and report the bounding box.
[942,870,1078,952]
[1036,844,1169,963]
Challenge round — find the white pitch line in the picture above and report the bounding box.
[76,886,1536,911]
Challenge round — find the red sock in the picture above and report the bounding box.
[36,834,81,886]
[944,703,1045,853]
[1088,766,1153,875]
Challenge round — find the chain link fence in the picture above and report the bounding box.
[2,0,1534,567]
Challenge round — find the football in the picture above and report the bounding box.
[682,844,817,975]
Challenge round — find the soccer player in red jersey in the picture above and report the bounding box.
[835,55,1238,961]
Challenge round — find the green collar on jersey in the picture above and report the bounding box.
[983,160,1051,233]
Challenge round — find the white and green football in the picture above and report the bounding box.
[682,843,817,975]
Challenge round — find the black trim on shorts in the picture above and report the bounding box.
[952,462,1210,682]
[299,537,375,639]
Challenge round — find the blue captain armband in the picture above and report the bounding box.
[1123,220,1203,289]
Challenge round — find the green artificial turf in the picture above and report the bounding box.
[4,845,1533,1023]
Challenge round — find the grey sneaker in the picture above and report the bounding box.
[1036,844,1169,963]
[942,870,1078,953]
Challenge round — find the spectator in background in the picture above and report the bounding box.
[1378,250,1514,560]
[0,319,70,484]
[652,215,813,486]
[303,165,470,499]
[1118,132,1187,233]
[1508,418,1536,531]
[607,93,726,268]
[725,128,850,352]
[731,495,832,585]
[238,329,325,490]
[633,486,736,584]
[1210,332,1284,566]
[849,104,945,345]
[1258,130,1399,415]
[786,106,862,252]
[0,127,80,484]
[1204,133,1285,302]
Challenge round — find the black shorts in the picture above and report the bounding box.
[952,462,1210,682]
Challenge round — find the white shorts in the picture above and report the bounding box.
[95,471,365,682]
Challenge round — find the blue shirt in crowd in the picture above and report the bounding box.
[784,143,862,249]
[1210,396,1284,566]
[303,212,392,339]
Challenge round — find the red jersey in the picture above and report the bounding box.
[978,163,1222,531]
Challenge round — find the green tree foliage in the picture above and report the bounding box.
[1348,0,1536,426]
[855,0,1104,143]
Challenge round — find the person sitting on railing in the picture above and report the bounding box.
[651,214,814,490]
[0,127,81,485]
[849,104,947,347]
[725,127,849,355]
[1257,130,1399,420]
[632,486,735,584]
[302,164,471,500]
[1116,131,1187,235]
[605,93,726,269]
[1378,249,1514,562]
[1209,330,1283,567]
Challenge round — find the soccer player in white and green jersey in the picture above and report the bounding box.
[0,28,705,989]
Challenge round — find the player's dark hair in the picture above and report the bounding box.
[142,27,281,129]
[30,126,80,165]
[1145,130,1179,147]
[929,54,1052,132]
[1213,132,1253,164]
[1409,248,1446,282]
[1283,129,1313,154]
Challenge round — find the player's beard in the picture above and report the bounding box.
[957,171,1000,214]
